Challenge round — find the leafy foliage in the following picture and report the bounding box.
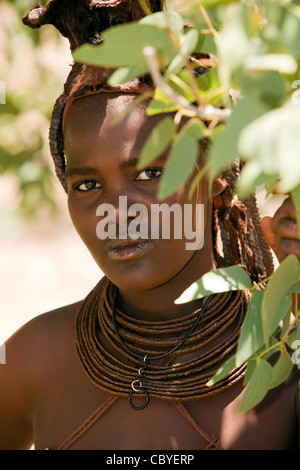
[73,0,300,412]
[201,255,299,413]
[0,0,70,219]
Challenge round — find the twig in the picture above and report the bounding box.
[143,46,231,122]
[199,4,218,37]
[136,0,152,16]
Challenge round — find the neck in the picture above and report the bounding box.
[118,247,216,322]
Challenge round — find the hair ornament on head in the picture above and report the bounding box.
[23,0,163,51]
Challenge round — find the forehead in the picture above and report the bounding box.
[63,92,161,153]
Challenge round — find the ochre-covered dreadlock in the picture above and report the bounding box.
[23,0,274,284]
[212,162,274,282]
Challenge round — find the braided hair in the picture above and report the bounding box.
[23,0,274,284]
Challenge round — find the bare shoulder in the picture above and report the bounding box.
[2,299,84,394]
[0,300,83,450]
[6,300,82,363]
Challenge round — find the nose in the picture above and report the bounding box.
[97,189,149,240]
[101,183,137,225]
[114,195,135,227]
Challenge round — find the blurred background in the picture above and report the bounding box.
[0,0,283,342]
[0,0,102,341]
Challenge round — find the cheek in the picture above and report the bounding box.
[68,197,99,248]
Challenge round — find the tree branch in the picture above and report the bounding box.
[143,46,231,122]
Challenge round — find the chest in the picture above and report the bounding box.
[33,375,297,450]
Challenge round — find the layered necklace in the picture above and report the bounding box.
[74,276,248,410]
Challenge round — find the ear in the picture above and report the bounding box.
[212,177,229,209]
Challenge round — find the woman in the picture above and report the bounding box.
[0,0,299,450]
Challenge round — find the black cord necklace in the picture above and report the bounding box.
[112,288,215,410]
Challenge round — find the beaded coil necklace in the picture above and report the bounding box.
[74,276,248,409]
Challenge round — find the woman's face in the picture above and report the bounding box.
[64,92,212,293]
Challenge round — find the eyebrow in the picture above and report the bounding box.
[119,157,140,169]
[65,155,168,178]
[119,155,167,169]
[65,166,98,179]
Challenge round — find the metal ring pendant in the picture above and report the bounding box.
[128,387,149,411]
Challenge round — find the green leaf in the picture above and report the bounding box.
[157,134,198,199]
[147,87,180,116]
[260,3,300,61]
[175,266,252,304]
[244,54,298,74]
[238,359,273,414]
[137,116,175,170]
[291,185,300,236]
[238,102,300,194]
[216,4,250,88]
[146,100,179,116]
[235,70,285,111]
[167,50,188,77]
[286,329,297,349]
[108,65,149,85]
[280,308,292,339]
[197,66,219,93]
[237,160,278,200]
[73,23,176,69]
[167,29,199,75]
[195,31,217,56]
[197,67,223,107]
[180,119,205,141]
[164,70,196,103]
[269,350,294,390]
[140,11,184,36]
[208,94,269,178]
[236,290,265,367]
[243,359,257,386]
[201,0,237,6]
[181,28,200,56]
[271,295,292,335]
[206,354,236,386]
[261,255,300,345]
[290,282,300,293]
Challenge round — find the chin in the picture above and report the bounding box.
[99,263,173,293]
[105,273,163,293]
[91,246,196,293]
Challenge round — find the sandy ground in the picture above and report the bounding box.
[0,186,103,343]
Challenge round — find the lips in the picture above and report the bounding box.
[106,239,154,261]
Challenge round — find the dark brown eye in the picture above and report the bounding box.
[75,180,102,191]
[135,169,162,181]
